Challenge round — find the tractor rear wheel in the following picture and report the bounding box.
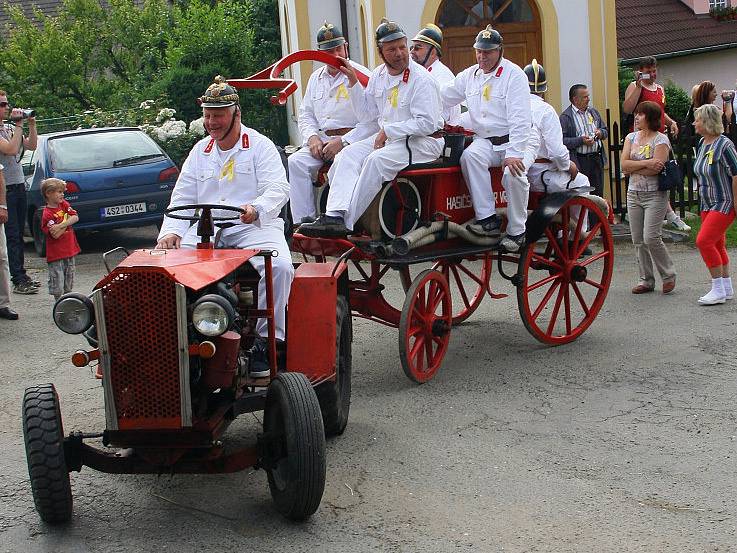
[22,384,73,524]
[315,295,352,436]
[263,372,326,520]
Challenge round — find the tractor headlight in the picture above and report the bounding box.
[53,293,94,335]
[192,294,234,337]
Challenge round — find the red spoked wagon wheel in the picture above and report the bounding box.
[399,269,452,383]
[432,254,491,324]
[517,196,613,345]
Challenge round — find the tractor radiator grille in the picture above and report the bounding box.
[100,271,182,429]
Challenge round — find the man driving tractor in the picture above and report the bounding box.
[156,76,293,377]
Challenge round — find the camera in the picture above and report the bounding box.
[9,109,36,122]
[723,90,736,101]
[637,72,651,80]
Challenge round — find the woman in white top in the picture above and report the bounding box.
[621,100,677,295]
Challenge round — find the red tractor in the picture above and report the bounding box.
[23,205,352,523]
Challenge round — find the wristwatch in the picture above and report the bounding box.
[341,138,349,148]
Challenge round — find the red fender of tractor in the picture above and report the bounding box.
[286,261,349,383]
[228,50,370,105]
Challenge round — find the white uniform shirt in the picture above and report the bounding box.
[530,94,568,171]
[351,59,444,142]
[426,59,461,125]
[298,61,370,146]
[159,124,289,239]
[441,57,531,158]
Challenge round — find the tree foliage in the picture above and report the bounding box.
[0,0,287,143]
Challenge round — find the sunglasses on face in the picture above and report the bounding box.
[0,102,9,108]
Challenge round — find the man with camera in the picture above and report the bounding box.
[0,91,38,295]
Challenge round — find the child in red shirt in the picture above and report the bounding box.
[40,178,81,300]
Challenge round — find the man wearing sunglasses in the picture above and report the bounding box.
[0,91,39,295]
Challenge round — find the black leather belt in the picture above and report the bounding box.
[487,134,509,146]
[577,151,601,157]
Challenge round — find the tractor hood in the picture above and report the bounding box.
[95,248,260,291]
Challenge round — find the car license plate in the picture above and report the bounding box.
[100,202,147,218]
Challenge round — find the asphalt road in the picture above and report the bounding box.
[1,226,735,552]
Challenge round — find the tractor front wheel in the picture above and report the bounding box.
[22,384,73,524]
[263,372,326,520]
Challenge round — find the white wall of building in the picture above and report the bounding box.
[657,48,737,99]
[306,0,342,50]
[385,3,423,45]
[552,0,593,108]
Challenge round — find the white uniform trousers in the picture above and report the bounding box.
[0,223,11,309]
[528,163,591,233]
[326,134,443,230]
[528,163,590,194]
[287,147,326,221]
[181,222,294,341]
[460,137,533,237]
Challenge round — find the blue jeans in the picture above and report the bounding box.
[3,183,29,285]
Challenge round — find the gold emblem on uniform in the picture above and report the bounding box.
[324,29,334,40]
[386,22,398,32]
[481,30,491,39]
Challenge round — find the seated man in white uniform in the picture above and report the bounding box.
[524,60,591,251]
[156,76,293,378]
[288,21,370,225]
[300,18,444,237]
[524,59,589,195]
[441,25,532,252]
[410,23,461,125]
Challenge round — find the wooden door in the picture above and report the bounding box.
[437,0,542,75]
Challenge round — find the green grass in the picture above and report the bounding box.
[680,208,737,248]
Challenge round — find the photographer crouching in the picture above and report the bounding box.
[0,91,39,294]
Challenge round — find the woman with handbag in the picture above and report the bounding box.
[693,104,737,305]
[622,100,677,294]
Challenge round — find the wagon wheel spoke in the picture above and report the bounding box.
[455,261,486,286]
[531,280,561,321]
[563,282,572,335]
[527,272,562,293]
[570,206,587,257]
[450,266,472,309]
[429,281,445,313]
[531,253,561,271]
[560,205,570,258]
[571,281,591,316]
[544,227,567,260]
[410,335,426,367]
[424,338,435,371]
[583,278,605,290]
[546,281,566,335]
[432,334,445,347]
[408,325,423,339]
[578,221,602,254]
[579,250,609,267]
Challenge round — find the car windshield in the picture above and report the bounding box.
[48,130,165,172]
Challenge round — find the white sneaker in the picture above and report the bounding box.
[672,217,691,232]
[698,290,726,305]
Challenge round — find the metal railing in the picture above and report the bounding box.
[604,109,699,219]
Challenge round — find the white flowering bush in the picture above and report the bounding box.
[141,105,206,167]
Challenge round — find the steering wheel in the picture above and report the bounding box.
[165,203,245,245]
